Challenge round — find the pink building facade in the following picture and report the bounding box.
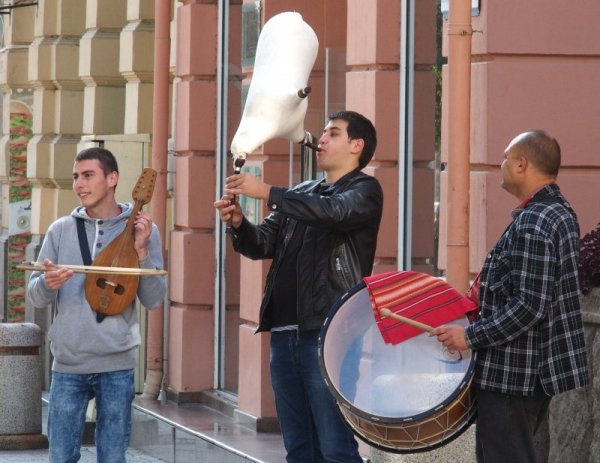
[439,2,600,272]
[167,0,437,428]
[1,0,599,433]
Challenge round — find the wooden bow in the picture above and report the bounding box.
[17,261,167,276]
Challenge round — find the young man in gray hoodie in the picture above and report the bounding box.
[28,147,166,463]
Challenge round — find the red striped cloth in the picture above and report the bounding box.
[364,271,477,345]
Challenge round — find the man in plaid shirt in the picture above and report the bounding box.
[432,130,589,462]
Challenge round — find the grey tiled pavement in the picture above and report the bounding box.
[0,394,286,463]
[0,446,166,462]
[0,398,167,463]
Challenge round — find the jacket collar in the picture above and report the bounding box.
[511,183,560,219]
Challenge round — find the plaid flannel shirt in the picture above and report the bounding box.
[465,184,589,396]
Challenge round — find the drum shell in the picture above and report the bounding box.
[319,280,477,453]
[338,376,476,453]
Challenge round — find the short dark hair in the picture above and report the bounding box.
[75,147,119,176]
[327,110,377,169]
[514,130,561,177]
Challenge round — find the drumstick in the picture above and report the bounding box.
[379,308,434,333]
[16,261,167,276]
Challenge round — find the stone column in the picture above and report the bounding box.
[120,0,156,134]
[347,0,399,275]
[346,0,437,275]
[27,0,86,233]
[23,0,86,387]
[345,0,439,460]
[168,0,219,401]
[80,0,127,136]
[0,4,35,323]
[232,0,348,429]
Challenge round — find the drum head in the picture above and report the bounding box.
[319,282,475,423]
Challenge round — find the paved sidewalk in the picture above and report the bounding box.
[0,397,167,463]
[0,446,167,462]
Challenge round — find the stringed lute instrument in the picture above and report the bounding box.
[84,168,157,316]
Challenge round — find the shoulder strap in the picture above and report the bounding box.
[75,218,105,323]
[76,218,92,265]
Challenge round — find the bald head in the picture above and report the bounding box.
[506,130,561,178]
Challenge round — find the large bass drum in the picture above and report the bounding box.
[318,278,477,453]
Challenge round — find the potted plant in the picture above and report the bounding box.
[579,222,600,294]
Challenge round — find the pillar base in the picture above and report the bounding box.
[0,433,49,450]
[234,409,280,434]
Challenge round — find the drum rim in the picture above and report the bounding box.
[318,280,477,425]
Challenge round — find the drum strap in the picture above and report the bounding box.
[466,271,481,310]
[364,271,476,345]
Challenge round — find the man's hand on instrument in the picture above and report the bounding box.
[429,325,469,351]
[214,194,243,229]
[133,211,152,260]
[42,258,73,290]
[224,173,272,200]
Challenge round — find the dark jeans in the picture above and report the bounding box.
[475,386,551,463]
[270,329,362,463]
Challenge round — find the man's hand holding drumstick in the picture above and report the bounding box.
[429,325,469,352]
[379,308,469,351]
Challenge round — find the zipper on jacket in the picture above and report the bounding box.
[336,256,353,289]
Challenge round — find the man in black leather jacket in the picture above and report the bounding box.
[215,110,383,463]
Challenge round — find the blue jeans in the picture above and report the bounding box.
[48,369,135,463]
[270,330,362,463]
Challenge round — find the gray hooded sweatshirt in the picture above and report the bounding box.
[28,204,166,374]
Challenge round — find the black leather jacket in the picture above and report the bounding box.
[230,169,383,332]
